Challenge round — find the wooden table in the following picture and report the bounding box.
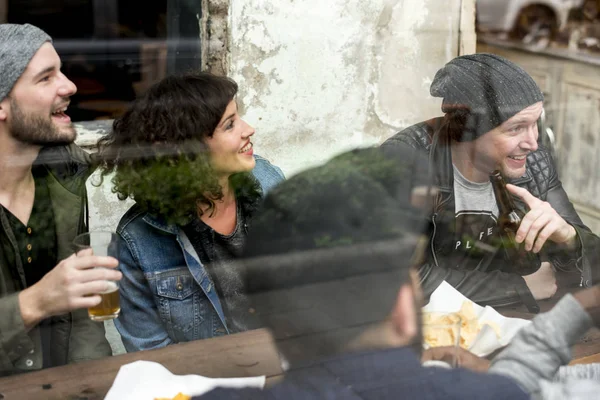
[0,329,283,400]
[2,274,599,400]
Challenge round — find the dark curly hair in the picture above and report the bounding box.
[97,72,261,225]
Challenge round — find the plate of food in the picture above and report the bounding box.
[422,281,531,357]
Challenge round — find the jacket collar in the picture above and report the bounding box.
[141,212,179,235]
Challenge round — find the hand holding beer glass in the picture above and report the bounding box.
[73,232,121,321]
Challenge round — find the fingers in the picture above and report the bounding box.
[68,294,103,310]
[532,220,561,253]
[513,193,571,251]
[66,254,119,270]
[74,281,118,297]
[77,267,122,284]
[506,184,540,208]
[519,210,553,252]
[75,248,94,257]
[421,346,456,362]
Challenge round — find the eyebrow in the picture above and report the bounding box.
[220,113,236,127]
[31,64,61,82]
[505,115,540,127]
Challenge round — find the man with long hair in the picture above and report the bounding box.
[382,53,600,312]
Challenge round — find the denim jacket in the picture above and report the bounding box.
[113,155,284,352]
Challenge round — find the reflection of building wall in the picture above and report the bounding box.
[478,41,600,234]
[0,0,7,23]
[82,1,477,232]
[227,0,476,176]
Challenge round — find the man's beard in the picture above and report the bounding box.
[9,98,76,146]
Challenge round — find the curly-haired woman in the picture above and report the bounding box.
[98,73,285,352]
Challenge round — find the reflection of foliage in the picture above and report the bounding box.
[99,147,259,226]
[314,234,354,248]
[246,147,428,256]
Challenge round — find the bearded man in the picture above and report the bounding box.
[0,23,121,375]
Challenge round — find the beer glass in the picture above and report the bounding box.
[73,231,120,321]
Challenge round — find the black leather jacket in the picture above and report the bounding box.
[382,118,600,311]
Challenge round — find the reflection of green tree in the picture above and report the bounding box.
[106,152,260,226]
[253,148,422,250]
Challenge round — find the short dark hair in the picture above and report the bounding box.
[228,147,431,365]
[97,72,260,224]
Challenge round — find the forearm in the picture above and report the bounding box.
[18,286,46,331]
[0,293,36,364]
[489,294,593,395]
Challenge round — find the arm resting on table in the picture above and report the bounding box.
[0,293,35,372]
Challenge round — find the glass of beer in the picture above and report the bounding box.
[73,231,120,321]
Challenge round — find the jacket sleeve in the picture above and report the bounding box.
[67,308,112,363]
[419,259,536,309]
[252,155,285,195]
[489,294,597,400]
[112,234,174,352]
[0,293,35,373]
[541,167,600,287]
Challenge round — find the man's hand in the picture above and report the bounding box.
[506,184,577,253]
[522,261,557,300]
[422,346,490,372]
[18,251,121,331]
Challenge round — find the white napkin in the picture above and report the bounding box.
[105,360,266,400]
[423,281,531,357]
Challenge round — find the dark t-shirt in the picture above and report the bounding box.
[182,203,252,332]
[5,168,58,287]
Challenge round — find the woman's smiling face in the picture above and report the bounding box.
[205,100,256,177]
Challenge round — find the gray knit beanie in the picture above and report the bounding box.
[0,24,52,101]
[430,53,544,141]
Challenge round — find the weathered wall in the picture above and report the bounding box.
[83,0,476,232]
[227,0,475,175]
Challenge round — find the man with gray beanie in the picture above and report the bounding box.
[382,53,600,313]
[0,24,120,376]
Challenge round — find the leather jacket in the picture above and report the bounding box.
[382,118,600,311]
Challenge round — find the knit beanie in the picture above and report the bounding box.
[430,53,544,141]
[0,24,52,101]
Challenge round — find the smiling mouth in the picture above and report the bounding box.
[508,155,527,161]
[51,105,69,117]
[239,142,253,153]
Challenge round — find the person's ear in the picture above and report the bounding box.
[0,100,7,122]
[391,284,418,340]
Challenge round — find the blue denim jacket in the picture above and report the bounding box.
[112,156,284,352]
